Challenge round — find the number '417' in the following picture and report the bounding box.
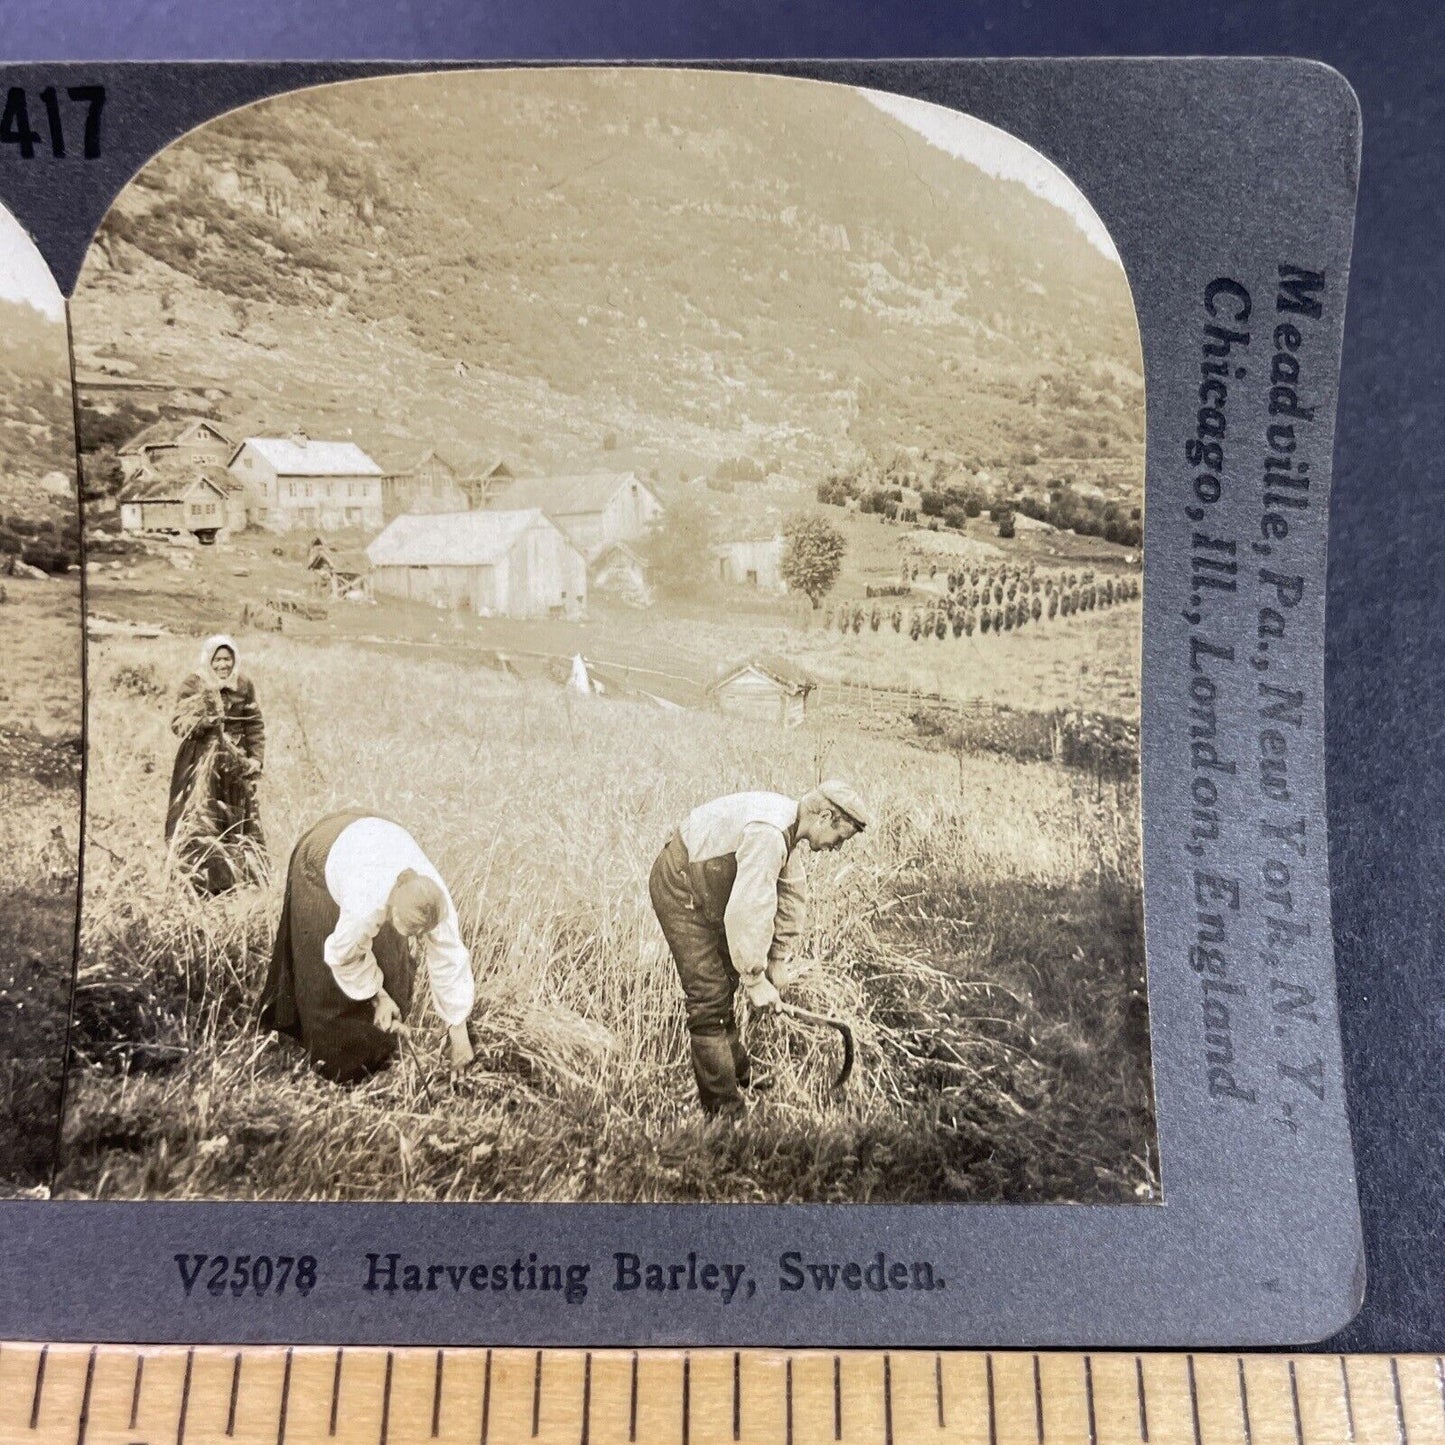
[2,86,105,159]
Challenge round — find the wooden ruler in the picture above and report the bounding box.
[3,1346,1443,1445]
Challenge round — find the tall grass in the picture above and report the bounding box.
[61,634,1155,1203]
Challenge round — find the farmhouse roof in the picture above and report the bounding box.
[231,436,384,478]
[389,446,515,484]
[119,467,230,504]
[709,654,816,695]
[494,471,655,517]
[309,543,371,574]
[712,531,783,552]
[120,418,233,455]
[366,508,563,568]
[118,420,179,455]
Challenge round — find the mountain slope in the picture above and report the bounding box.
[0,300,75,522]
[73,69,1143,491]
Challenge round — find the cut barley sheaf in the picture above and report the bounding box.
[64,634,1153,1204]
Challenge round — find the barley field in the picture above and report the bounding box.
[60,633,1155,1204]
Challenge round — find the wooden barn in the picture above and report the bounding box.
[488,471,663,554]
[118,418,234,481]
[366,509,586,618]
[227,431,385,532]
[382,448,516,518]
[709,655,816,728]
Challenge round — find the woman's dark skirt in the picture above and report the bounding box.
[166,737,265,896]
[258,811,415,1084]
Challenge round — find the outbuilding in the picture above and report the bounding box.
[366,509,587,618]
[713,535,786,593]
[381,448,517,518]
[489,471,663,554]
[588,540,650,605]
[709,654,816,728]
[118,469,235,541]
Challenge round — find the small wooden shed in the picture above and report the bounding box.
[588,540,650,605]
[709,655,816,728]
[307,539,374,600]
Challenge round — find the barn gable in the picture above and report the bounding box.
[494,470,659,519]
[489,471,664,554]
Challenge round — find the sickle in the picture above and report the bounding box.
[777,1002,855,1090]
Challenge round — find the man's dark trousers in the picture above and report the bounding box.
[649,832,753,1114]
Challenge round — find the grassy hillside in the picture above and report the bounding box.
[72,69,1143,495]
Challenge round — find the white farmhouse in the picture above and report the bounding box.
[227,431,385,531]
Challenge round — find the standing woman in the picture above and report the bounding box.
[165,634,266,895]
[259,812,476,1084]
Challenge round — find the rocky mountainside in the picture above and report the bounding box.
[72,69,1143,494]
[0,300,75,522]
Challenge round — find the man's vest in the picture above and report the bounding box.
[682,816,801,926]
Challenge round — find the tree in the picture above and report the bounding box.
[638,495,715,599]
[780,511,846,608]
[80,447,125,503]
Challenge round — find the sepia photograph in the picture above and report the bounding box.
[62,67,1153,1205]
[0,207,82,1198]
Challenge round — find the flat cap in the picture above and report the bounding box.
[818,778,871,830]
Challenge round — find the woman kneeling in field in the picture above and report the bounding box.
[259,812,476,1083]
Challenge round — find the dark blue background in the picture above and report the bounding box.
[1,0,1438,1352]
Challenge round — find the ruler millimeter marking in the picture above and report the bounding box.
[3,1347,1444,1445]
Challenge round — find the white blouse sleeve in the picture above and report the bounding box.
[423,900,475,1026]
[323,902,388,1001]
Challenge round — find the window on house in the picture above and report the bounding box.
[243,455,253,468]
